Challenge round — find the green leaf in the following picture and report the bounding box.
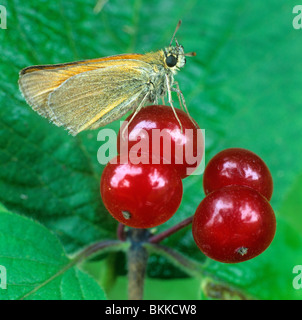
[108,276,201,300]
[0,2,118,254]
[199,277,253,300]
[279,173,302,234]
[0,204,106,300]
[201,219,302,300]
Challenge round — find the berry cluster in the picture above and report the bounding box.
[100,105,202,228]
[100,105,276,263]
[193,148,276,263]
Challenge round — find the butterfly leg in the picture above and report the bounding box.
[121,91,149,139]
[165,74,183,133]
[172,81,197,129]
[172,81,185,112]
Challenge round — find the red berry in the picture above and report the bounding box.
[117,105,204,179]
[100,155,183,228]
[203,148,273,200]
[192,185,276,263]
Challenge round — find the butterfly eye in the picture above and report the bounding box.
[166,55,177,67]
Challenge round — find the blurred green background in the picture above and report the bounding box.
[0,0,302,299]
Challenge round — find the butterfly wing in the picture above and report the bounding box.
[18,55,151,135]
[48,63,149,135]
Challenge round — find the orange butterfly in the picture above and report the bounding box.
[19,21,195,136]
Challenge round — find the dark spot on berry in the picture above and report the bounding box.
[122,211,131,220]
[236,247,248,256]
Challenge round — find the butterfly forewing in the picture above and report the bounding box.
[48,62,151,135]
[19,55,151,135]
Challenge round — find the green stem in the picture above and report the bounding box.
[145,242,203,279]
[72,240,128,263]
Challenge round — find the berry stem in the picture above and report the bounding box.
[117,223,126,241]
[148,215,194,243]
[127,228,150,300]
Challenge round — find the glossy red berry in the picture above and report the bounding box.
[100,155,183,228]
[192,185,276,263]
[203,148,273,200]
[117,105,204,179]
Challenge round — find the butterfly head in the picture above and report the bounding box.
[164,43,186,71]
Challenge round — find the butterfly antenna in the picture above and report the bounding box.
[185,51,197,57]
[170,20,182,46]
